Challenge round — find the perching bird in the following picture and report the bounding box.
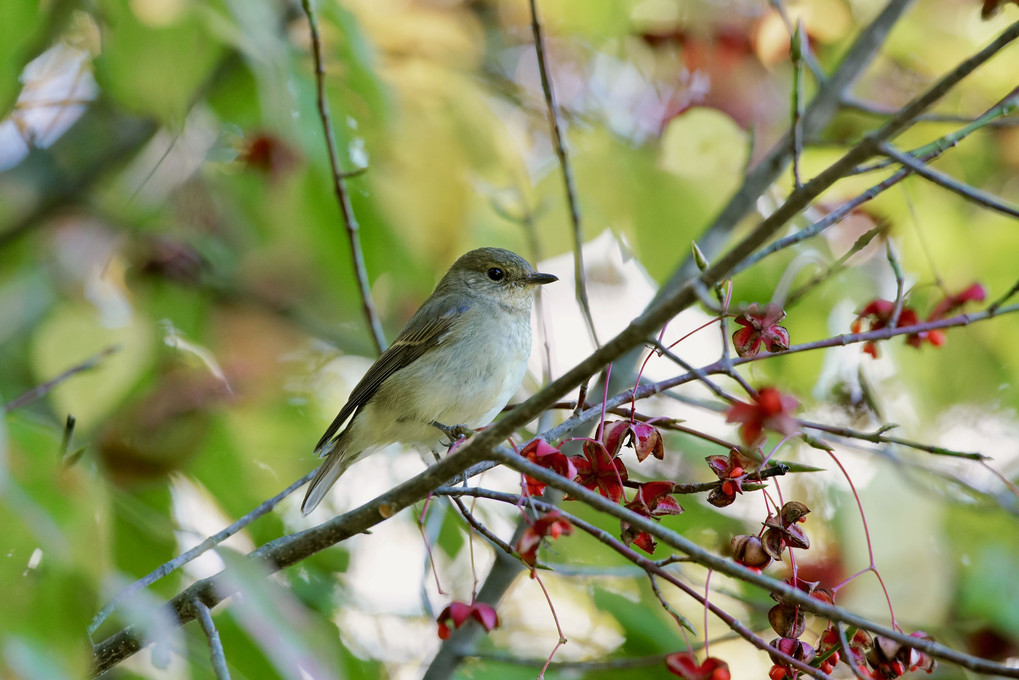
[301,247,557,514]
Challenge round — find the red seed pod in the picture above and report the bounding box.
[768,637,815,666]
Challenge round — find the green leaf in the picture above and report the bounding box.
[0,0,56,111]
[593,587,683,657]
[437,499,466,558]
[29,303,155,429]
[218,549,343,680]
[92,0,224,123]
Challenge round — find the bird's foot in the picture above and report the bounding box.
[431,421,475,448]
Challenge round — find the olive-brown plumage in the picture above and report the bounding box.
[302,247,557,514]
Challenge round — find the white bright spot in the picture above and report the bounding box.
[348,137,369,169]
[169,474,256,581]
[24,548,44,576]
[0,43,98,171]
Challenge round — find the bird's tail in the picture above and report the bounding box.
[301,439,356,515]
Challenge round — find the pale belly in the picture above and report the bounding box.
[359,311,532,449]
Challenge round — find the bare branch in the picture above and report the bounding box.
[192,598,231,680]
[527,0,600,349]
[89,471,315,637]
[881,142,1019,218]
[3,345,120,413]
[656,0,916,300]
[300,0,386,355]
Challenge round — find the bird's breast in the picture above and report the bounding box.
[382,307,532,435]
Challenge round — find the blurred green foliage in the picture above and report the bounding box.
[1,0,1018,679]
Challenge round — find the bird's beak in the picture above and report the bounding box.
[525,272,558,285]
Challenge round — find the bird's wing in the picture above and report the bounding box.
[313,301,469,452]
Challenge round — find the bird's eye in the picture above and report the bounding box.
[487,267,505,281]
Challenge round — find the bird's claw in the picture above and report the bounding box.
[431,421,475,447]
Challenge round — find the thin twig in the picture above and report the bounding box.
[300,0,386,355]
[89,471,315,636]
[732,166,911,279]
[527,0,600,349]
[801,421,986,460]
[648,340,732,402]
[785,223,887,307]
[881,142,1019,218]
[3,345,120,413]
[449,496,517,556]
[735,80,1019,280]
[886,240,906,329]
[768,0,826,81]
[988,278,1019,314]
[649,573,695,633]
[841,96,1019,127]
[850,86,1019,176]
[655,0,915,301]
[192,598,231,680]
[441,488,831,680]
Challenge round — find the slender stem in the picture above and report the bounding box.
[881,141,1019,218]
[441,488,831,679]
[790,19,806,189]
[417,496,447,596]
[300,0,386,354]
[450,496,516,556]
[802,420,985,460]
[88,471,315,636]
[3,345,119,413]
[656,0,915,301]
[824,450,897,630]
[527,0,600,348]
[735,77,1019,280]
[989,278,1019,313]
[192,599,231,680]
[531,570,567,679]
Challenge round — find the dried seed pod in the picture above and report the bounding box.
[780,501,810,525]
[768,603,806,638]
[762,527,786,560]
[731,534,772,569]
[708,485,737,507]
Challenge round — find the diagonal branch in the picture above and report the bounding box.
[880,141,1019,218]
[3,345,120,413]
[88,471,315,638]
[655,0,917,301]
[489,450,1019,677]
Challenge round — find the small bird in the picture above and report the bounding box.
[301,247,557,514]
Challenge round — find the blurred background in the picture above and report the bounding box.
[2,0,1019,678]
